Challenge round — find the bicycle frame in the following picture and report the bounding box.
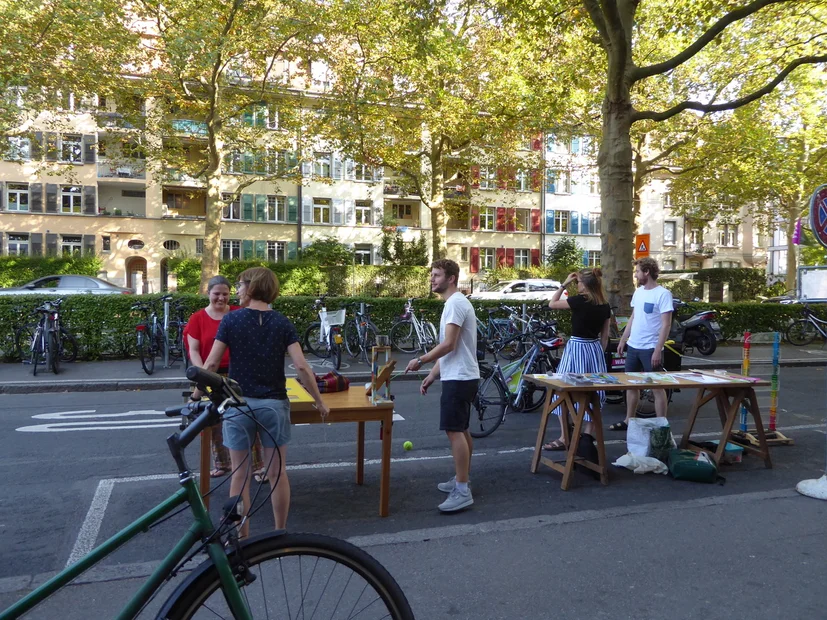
[489,337,542,406]
[3,467,250,620]
[803,311,827,337]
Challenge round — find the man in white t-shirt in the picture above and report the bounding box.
[406,259,479,512]
[615,257,673,429]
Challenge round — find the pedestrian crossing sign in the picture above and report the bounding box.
[635,234,650,258]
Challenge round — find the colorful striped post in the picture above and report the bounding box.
[769,332,781,432]
[740,331,751,432]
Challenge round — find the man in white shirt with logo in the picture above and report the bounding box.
[614,257,673,430]
[406,259,479,512]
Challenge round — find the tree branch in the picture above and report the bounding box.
[582,0,610,45]
[632,53,827,122]
[632,0,791,82]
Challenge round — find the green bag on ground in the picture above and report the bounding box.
[668,449,724,484]
[648,426,674,463]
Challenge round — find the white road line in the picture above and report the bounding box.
[66,480,114,567]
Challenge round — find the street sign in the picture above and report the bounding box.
[808,184,827,249]
[635,233,650,259]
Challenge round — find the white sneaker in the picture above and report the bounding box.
[438,488,474,512]
[437,476,471,493]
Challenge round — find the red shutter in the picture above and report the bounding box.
[505,248,515,267]
[508,167,517,190]
[471,207,480,230]
[470,247,480,273]
[531,208,541,232]
[531,169,542,192]
[496,247,506,268]
[531,248,540,266]
[497,167,507,190]
[496,207,506,231]
[470,165,480,189]
[531,134,542,151]
[506,208,516,232]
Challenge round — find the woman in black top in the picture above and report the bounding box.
[543,268,611,450]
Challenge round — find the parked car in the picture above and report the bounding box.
[468,279,567,302]
[0,275,133,296]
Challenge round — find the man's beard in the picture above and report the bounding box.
[432,282,447,294]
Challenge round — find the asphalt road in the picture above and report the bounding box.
[1,367,826,618]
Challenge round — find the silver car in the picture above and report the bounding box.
[468,278,568,301]
[0,275,133,295]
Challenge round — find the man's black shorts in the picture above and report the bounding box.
[440,379,479,432]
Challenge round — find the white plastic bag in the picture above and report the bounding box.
[626,417,671,457]
[612,452,668,475]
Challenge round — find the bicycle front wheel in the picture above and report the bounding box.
[159,531,415,620]
[343,320,360,358]
[470,367,508,438]
[786,319,817,346]
[304,322,329,358]
[137,330,155,375]
[49,330,60,374]
[59,327,79,362]
[31,330,42,376]
[15,323,37,361]
[389,320,419,353]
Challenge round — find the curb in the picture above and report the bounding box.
[0,359,824,395]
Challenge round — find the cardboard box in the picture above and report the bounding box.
[709,440,744,464]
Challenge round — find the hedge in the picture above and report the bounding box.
[0,255,102,288]
[0,294,818,361]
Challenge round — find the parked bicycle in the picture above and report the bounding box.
[133,294,188,375]
[303,295,345,370]
[389,298,438,354]
[14,298,78,366]
[476,305,522,360]
[470,321,564,438]
[343,301,380,363]
[0,366,414,620]
[786,303,827,345]
[26,299,67,375]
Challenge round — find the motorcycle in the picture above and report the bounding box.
[669,299,723,356]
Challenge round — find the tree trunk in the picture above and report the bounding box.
[785,202,799,294]
[600,98,636,313]
[429,148,447,260]
[201,175,223,294]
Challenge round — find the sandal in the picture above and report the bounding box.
[609,421,629,431]
[210,467,231,478]
[254,469,268,484]
[542,439,567,451]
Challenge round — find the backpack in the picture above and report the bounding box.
[315,371,350,393]
[668,449,725,484]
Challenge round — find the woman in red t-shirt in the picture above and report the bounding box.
[185,275,265,479]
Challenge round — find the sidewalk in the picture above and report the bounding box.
[1,341,826,394]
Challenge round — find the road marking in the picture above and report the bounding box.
[66,480,114,566]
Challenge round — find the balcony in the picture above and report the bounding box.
[165,168,205,187]
[95,112,144,130]
[170,119,208,136]
[97,158,146,180]
[687,243,716,257]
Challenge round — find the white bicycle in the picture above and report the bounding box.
[389,298,438,354]
[303,295,345,370]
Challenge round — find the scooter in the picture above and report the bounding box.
[669,299,723,356]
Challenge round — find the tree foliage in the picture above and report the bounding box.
[300,236,354,266]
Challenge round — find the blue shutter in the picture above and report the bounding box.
[242,194,254,220]
[581,212,590,235]
[546,210,555,234]
[570,211,579,234]
[255,194,266,221]
[287,241,297,260]
[255,240,266,259]
[242,240,254,259]
[287,196,298,222]
[582,250,589,266]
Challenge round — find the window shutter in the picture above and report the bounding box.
[332,198,344,225]
[83,234,96,255]
[45,133,58,161]
[344,158,355,180]
[496,167,507,190]
[242,239,254,259]
[344,199,355,225]
[46,233,58,256]
[31,132,43,160]
[372,201,383,226]
[255,240,266,259]
[506,208,516,232]
[301,158,312,178]
[546,210,554,234]
[531,169,542,192]
[287,196,298,222]
[470,165,480,189]
[570,211,579,234]
[255,103,266,128]
[301,195,313,223]
[0,181,4,210]
[332,154,343,180]
[495,247,505,268]
[374,166,384,182]
[582,250,589,266]
[531,209,541,233]
[580,212,590,235]
[373,245,382,265]
[470,247,480,273]
[30,232,43,256]
[83,135,96,164]
[531,248,540,266]
[505,247,515,267]
[46,184,58,213]
[531,134,542,151]
[285,151,298,174]
[287,241,297,260]
[30,183,43,212]
[255,194,266,221]
[496,207,506,231]
[242,106,253,126]
[83,186,97,215]
[242,194,254,220]
[0,233,3,254]
[471,208,480,231]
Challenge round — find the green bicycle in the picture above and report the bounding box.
[0,367,414,620]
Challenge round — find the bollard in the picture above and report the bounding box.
[740,332,751,432]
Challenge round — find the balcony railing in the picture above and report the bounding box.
[170,119,208,135]
[97,158,146,179]
[688,243,716,257]
[166,169,204,185]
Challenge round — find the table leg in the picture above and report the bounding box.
[714,388,744,465]
[590,394,609,486]
[379,415,391,517]
[199,427,211,510]
[745,388,773,469]
[356,421,365,485]
[531,390,562,473]
[561,393,586,491]
[679,388,708,449]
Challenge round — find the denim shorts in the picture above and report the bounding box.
[223,397,291,450]
[624,345,660,372]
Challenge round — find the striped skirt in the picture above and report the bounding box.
[553,336,607,422]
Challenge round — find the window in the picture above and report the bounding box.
[480,207,495,230]
[663,260,676,271]
[716,260,740,268]
[352,162,377,182]
[163,240,180,251]
[267,195,286,222]
[516,170,531,192]
[663,221,676,246]
[570,171,588,195]
[61,235,82,256]
[480,247,495,270]
[60,134,82,163]
[545,169,570,193]
[195,238,204,255]
[7,137,30,160]
[7,233,29,255]
[546,135,568,153]
[719,224,738,247]
[313,152,332,178]
[515,209,531,232]
[356,200,372,224]
[122,190,145,198]
[690,228,702,245]
[588,212,601,235]
[554,211,570,233]
[102,236,111,252]
[6,183,29,211]
[460,247,469,262]
[688,260,701,269]
[479,166,496,190]
[128,239,145,250]
[313,198,331,224]
[267,241,286,262]
[222,240,241,260]
[391,202,413,220]
[354,243,372,265]
[61,185,82,213]
[222,193,241,220]
[586,250,601,267]
[589,172,600,195]
[662,193,672,207]
[447,205,469,229]
[514,248,529,268]
[267,107,279,130]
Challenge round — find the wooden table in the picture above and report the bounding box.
[199,384,395,517]
[525,371,772,490]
